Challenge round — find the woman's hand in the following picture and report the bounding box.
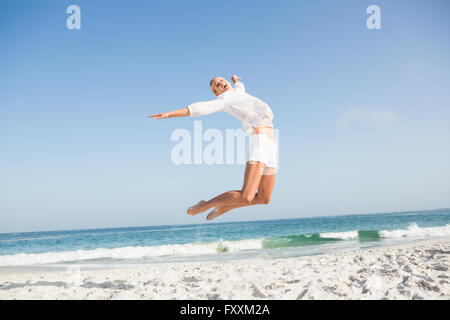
[148,107,190,119]
[148,111,173,119]
[231,75,241,84]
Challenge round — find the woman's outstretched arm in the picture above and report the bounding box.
[231,75,245,92]
[148,107,190,120]
[231,75,241,84]
[150,97,225,120]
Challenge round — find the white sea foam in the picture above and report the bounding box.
[1,224,449,266]
[319,231,359,240]
[0,238,264,266]
[379,223,450,239]
[218,238,263,252]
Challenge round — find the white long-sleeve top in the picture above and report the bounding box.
[187,82,274,132]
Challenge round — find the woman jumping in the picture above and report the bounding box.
[149,75,277,221]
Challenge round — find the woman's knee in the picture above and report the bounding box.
[256,193,271,205]
[240,192,256,204]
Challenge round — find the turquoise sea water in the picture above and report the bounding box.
[0,209,449,267]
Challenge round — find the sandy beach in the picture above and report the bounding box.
[0,237,449,300]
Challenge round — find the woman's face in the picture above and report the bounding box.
[211,77,231,96]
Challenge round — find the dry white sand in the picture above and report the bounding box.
[0,237,449,300]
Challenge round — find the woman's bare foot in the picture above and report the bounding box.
[206,205,233,221]
[187,200,207,215]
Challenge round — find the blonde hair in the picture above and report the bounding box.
[209,77,218,95]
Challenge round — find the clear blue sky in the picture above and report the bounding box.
[1,0,449,233]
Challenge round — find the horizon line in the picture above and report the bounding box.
[1,207,449,235]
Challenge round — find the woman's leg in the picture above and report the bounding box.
[206,172,276,220]
[187,161,265,215]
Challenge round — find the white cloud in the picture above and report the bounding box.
[338,107,396,127]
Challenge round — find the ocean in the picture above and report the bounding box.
[1,209,449,268]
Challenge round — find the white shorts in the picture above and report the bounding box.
[246,134,278,172]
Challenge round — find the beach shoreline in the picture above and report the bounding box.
[1,236,449,300]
